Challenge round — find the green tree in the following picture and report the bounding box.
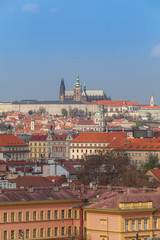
[141,154,160,172]
[61,108,68,117]
[146,112,152,121]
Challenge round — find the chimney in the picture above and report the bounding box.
[118,190,124,203]
[107,184,112,192]
[143,186,147,193]
[157,187,160,193]
[70,183,75,191]
[53,185,60,192]
[92,184,97,191]
[81,184,84,194]
[27,186,34,193]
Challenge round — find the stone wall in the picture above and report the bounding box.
[0,102,98,116]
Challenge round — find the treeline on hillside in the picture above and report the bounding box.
[77,151,159,188]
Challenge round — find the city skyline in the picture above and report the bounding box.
[1,0,160,104]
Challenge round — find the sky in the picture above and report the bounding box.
[0,0,160,104]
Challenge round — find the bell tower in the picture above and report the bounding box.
[73,75,82,102]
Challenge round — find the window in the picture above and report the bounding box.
[55,227,58,236]
[68,226,72,236]
[18,212,22,222]
[4,231,7,240]
[54,210,58,219]
[154,218,157,229]
[84,211,87,220]
[125,220,129,231]
[26,229,30,239]
[33,229,37,238]
[11,212,15,222]
[74,226,77,236]
[61,210,65,219]
[40,211,44,220]
[68,209,71,219]
[47,228,51,237]
[47,210,51,220]
[139,153,141,157]
[132,220,135,231]
[138,219,141,230]
[40,228,44,238]
[61,227,65,236]
[144,219,148,230]
[26,211,29,221]
[74,210,77,219]
[11,230,15,240]
[4,212,7,222]
[132,153,134,157]
[33,211,37,221]
[19,230,24,239]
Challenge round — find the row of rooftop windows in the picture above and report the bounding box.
[3,226,81,240]
[3,209,80,223]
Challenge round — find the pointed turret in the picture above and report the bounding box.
[59,78,65,102]
[75,75,81,87]
[150,96,154,106]
[84,81,86,92]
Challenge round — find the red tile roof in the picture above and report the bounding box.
[0,134,27,146]
[10,176,53,187]
[71,132,126,143]
[148,169,160,180]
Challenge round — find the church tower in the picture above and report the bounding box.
[59,78,65,102]
[150,96,154,107]
[73,75,82,102]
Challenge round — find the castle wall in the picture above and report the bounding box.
[0,103,98,116]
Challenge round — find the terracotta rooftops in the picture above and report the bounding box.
[86,192,160,210]
[9,176,53,188]
[30,135,47,141]
[77,119,95,126]
[30,134,67,141]
[0,187,82,203]
[0,134,27,146]
[71,132,126,143]
[125,138,160,151]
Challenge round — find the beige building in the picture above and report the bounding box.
[125,138,160,168]
[70,132,126,160]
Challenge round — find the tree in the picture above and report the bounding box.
[141,154,160,173]
[37,107,47,116]
[70,108,86,118]
[146,112,152,121]
[61,108,68,117]
[77,151,130,185]
[77,151,158,187]
[28,110,33,115]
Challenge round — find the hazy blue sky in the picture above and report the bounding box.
[0,0,160,104]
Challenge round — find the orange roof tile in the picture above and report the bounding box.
[0,134,27,146]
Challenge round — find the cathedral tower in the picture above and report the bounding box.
[59,78,65,102]
[73,75,82,102]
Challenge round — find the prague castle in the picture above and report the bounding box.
[59,75,108,103]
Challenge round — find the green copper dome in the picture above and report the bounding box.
[75,75,81,87]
